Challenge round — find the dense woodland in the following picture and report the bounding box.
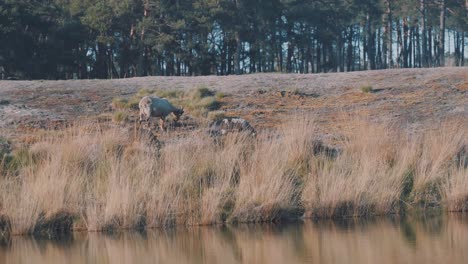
[0,0,467,79]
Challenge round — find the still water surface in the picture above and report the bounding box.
[1,214,468,264]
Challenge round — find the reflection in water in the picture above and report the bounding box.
[1,215,468,264]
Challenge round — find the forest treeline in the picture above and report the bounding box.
[0,0,467,79]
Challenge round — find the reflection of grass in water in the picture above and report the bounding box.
[400,218,417,245]
[2,216,468,264]
[0,118,466,235]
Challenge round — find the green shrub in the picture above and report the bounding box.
[155,89,183,99]
[207,110,227,121]
[360,85,373,93]
[3,148,41,173]
[112,97,139,110]
[113,111,129,123]
[0,137,10,173]
[190,86,215,100]
[215,92,226,99]
[169,87,222,117]
[0,136,8,145]
[123,86,223,118]
[196,96,221,111]
[127,97,140,110]
[287,88,300,95]
[136,88,154,97]
[112,98,129,109]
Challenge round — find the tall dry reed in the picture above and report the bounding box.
[0,118,466,235]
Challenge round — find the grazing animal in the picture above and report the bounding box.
[208,118,256,137]
[139,96,184,131]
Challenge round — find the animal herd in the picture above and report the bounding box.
[138,96,256,136]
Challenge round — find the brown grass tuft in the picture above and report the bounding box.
[0,118,466,235]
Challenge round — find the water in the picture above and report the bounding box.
[1,214,468,264]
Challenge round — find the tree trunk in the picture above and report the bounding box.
[322,43,327,72]
[316,41,321,72]
[338,31,344,72]
[347,26,354,71]
[92,43,108,79]
[454,31,458,66]
[363,25,367,70]
[299,45,304,73]
[397,20,403,67]
[277,24,283,72]
[286,41,293,73]
[428,26,433,66]
[234,31,241,74]
[420,0,428,67]
[220,32,226,75]
[464,0,467,66]
[416,23,421,67]
[383,0,392,68]
[249,42,256,73]
[409,26,413,67]
[311,38,316,73]
[439,0,446,66]
[366,12,376,70]
[356,32,361,70]
[403,17,409,68]
[462,31,465,66]
[227,42,232,75]
[377,27,382,69]
[434,33,439,65]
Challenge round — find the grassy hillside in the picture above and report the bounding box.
[0,68,466,143]
[0,68,466,236]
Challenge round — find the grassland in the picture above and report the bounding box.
[0,117,466,236]
[0,68,466,236]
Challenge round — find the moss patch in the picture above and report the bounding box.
[360,85,374,93]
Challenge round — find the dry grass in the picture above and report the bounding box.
[302,121,417,217]
[0,117,466,236]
